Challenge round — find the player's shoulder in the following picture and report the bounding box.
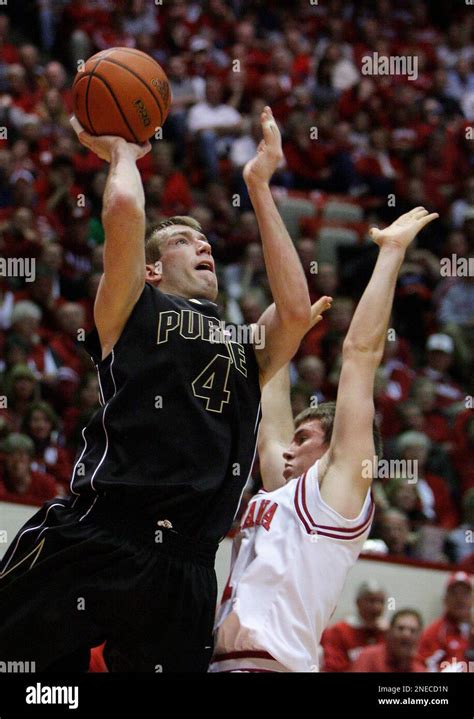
[294,460,374,539]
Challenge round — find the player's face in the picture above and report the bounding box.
[153,226,218,301]
[282,419,328,481]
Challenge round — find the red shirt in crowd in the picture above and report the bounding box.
[418,614,470,672]
[350,643,426,672]
[423,472,459,530]
[321,619,387,672]
[0,470,58,506]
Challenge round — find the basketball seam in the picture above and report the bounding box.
[84,58,105,135]
[91,72,140,143]
[97,57,164,127]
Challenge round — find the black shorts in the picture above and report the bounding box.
[0,494,218,673]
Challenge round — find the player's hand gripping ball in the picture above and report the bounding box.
[72,47,172,143]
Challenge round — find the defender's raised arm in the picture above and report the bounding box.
[319,208,439,519]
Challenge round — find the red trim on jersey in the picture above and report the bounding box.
[314,522,374,541]
[294,472,313,533]
[294,473,374,539]
[216,668,278,673]
[212,650,277,662]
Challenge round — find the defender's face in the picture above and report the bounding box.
[150,225,218,301]
[282,419,328,481]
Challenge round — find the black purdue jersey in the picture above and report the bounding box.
[71,283,261,542]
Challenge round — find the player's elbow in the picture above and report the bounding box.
[342,339,382,365]
[280,304,312,333]
[103,191,144,222]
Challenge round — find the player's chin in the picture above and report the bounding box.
[197,275,218,301]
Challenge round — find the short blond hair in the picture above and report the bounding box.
[145,216,202,264]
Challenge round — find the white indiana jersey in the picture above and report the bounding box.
[209,459,374,673]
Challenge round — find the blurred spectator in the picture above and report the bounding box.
[350,609,426,672]
[295,356,327,406]
[149,142,193,216]
[187,77,242,182]
[0,432,58,505]
[21,400,72,490]
[450,177,474,229]
[61,371,100,448]
[48,302,88,396]
[451,412,474,496]
[396,431,459,529]
[165,54,204,161]
[408,379,451,445]
[321,580,388,672]
[445,490,474,565]
[384,478,428,532]
[418,334,465,409]
[1,364,40,432]
[376,508,415,558]
[418,572,472,671]
[437,275,474,383]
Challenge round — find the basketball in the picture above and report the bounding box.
[72,47,172,143]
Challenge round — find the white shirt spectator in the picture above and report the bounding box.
[331,58,360,91]
[187,102,241,133]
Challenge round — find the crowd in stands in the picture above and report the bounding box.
[320,572,473,673]
[0,1,473,586]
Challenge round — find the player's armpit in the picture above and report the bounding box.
[319,350,379,519]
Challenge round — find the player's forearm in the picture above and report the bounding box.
[247,182,311,326]
[343,245,405,360]
[103,141,145,221]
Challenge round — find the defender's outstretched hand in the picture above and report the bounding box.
[70,115,151,163]
[243,106,283,186]
[369,207,439,251]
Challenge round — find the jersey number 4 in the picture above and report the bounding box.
[192,354,231,413]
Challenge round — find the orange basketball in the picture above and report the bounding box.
[72,47,172,143]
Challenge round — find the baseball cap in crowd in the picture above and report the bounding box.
[426,333,454,354]
[445,571,472,591]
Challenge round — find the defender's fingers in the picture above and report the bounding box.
[418,212,439,228]
[261,108,279,144]
[312,296,332,314]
